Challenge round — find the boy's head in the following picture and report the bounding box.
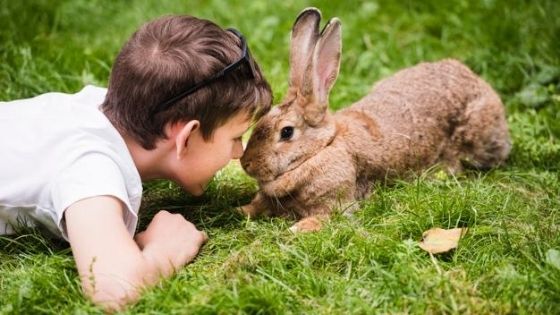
[101,15,272,194]
[101,15,272,150]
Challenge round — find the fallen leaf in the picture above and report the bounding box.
[545,249,560,270]
[419,227,468,254]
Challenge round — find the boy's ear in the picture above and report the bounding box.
[175,120,200,160]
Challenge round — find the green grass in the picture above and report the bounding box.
[1,0,559,314]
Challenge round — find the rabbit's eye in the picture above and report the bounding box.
[280,126,294,141]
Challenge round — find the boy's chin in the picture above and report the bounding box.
[185,183,205,196]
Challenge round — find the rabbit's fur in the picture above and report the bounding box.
[240,8,511,232]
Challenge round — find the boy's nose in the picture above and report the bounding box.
[232,142,244,159]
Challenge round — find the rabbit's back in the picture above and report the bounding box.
[340,59,509,174]
[355,59,481,133]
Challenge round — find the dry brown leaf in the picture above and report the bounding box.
[418,227,468,254]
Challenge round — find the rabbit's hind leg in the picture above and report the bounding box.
[453,94,511,170]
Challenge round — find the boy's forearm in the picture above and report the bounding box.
[66,199,186,310]
[67,199,205,311]
[82,244,181,311]
[84,235,202,311]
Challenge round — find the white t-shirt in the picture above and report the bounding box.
[0,85,142,240]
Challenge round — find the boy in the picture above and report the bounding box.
[0,15,272,310]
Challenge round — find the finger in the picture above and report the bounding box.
[156,209,170,217]
[199,231,209,244]
[134,231,147,248]
[180,218,197,230]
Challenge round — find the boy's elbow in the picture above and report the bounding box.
[81,269,144,311]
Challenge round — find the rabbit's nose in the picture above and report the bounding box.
[241,157,260,178]
[240,155,252,172]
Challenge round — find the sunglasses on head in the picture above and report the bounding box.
[151,28,255,115]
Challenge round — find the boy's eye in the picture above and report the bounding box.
[280,126,294,141]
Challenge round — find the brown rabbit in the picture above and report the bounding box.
[240,8,511,232]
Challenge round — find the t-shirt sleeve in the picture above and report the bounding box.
[50,152,139,241]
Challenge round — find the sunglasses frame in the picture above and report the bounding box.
[151,28,254,115]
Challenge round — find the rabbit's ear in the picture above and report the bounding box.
[289,8,321,91]
[302,18,341,126]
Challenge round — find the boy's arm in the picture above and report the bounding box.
[65,195,207,311]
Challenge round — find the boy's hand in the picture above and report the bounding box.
[135,210,208,277]
[66,197,207,311]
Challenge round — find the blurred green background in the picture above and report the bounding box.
[1,0,559,314]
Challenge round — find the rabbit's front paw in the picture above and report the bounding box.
[289,216,324,233]
[238,192,271,218]
[238,203,268,218]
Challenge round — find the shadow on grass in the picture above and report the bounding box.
[0,230,70,255]
[139,163,259,232]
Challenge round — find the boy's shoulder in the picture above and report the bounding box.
[0,85,136,181]
[0,84,134,175]
[0,85,119,156]
[71,85,108,106]
[1,85,106,108]
[0,85,142,240]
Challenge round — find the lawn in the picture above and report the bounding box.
[1,0,559,314]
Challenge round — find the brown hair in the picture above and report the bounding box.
[101,15,272,150]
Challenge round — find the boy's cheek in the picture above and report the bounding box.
[184,183,205,196]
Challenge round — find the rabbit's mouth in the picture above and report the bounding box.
[250,169,277,184]
[258,173,282,186]
[262,156,305,183]
[249,153,306,184]
[258,160,309,196]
